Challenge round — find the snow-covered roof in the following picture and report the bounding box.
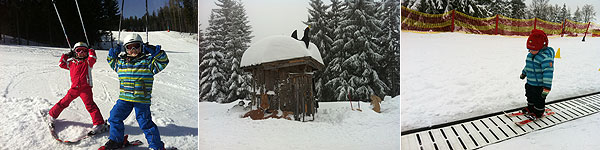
[240,35,324,68]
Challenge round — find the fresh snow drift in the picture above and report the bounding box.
[240,35,323,67]
[198,96,400,149]
[0,31,198,149]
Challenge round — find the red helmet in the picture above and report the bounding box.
[527,29,548,50]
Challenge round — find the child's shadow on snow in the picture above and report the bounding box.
[54,120,197,137]
[123,123,198,137]
[54,120,90,133]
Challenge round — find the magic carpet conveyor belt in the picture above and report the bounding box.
[401,92,600,150]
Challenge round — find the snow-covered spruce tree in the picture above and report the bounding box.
[316,0,347,102]
[200,11,228,103]
[304,0,333,102]
[206,0,253,103]
[223,1,253,103]
[376,0,400,97]
[509,0,527,19]
[200,50,227,103]
[326,0,388,101]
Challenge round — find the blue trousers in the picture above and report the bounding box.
[108,100,164,149]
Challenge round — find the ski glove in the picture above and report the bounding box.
[66,51,75,58]
[108,45,121,57]
[144,44,161,56]
[541,88,550,98]
[520,74,526,80]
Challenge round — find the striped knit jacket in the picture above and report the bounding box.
[522,47,555,89]
[107,46,169,104]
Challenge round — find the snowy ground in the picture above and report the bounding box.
[198,96,400,149]
[0,31,198,149]
[401,31,600,149]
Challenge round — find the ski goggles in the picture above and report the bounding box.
[125,43,142,51]
[74,47,88,53]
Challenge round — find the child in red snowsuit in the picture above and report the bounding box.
[48,42,106,129]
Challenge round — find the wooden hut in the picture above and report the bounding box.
[240,35,324,121]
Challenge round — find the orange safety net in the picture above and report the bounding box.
[401,6,596,37]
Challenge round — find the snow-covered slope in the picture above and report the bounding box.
[198,96,400,149]
[401,31,600,132]
[0,31,198,149]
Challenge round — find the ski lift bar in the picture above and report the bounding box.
[74,0,89,45]
[51,0,72,50]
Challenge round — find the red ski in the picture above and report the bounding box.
[98,134,143,150]
[504,108,552,117]
[515,111,556,126]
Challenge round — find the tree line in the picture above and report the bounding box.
[0,0,197,48]
[402,0,596,23]
[122,0,197,33]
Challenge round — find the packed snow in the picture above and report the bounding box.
[0,31,198,149]
[240,35,323,67]
[198,96,400,149]
[401,31,600,148]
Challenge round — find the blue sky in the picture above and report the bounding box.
[119,0,170,18]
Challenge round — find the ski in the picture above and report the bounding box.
[39,110,108,143]
[514,111,556,126]
[98,134,143,150]
[504,108,552,117]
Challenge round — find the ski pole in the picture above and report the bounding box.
[145,0,149,42]
[117,0,124,47]
[74,0,89,45]
[51,0,72,50]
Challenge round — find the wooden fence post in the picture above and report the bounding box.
[451,10,455,32]
[495,14,499,35]
[585,22,591,37]
[534,17,537,29]
[561,18,566,37]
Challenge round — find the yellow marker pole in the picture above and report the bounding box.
[555,48,561,58]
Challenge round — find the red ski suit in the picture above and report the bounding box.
[49,49,105,125]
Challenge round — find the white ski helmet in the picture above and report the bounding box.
[123,33,143,48]
[73,42,88,49]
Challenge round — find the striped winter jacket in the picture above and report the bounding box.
[107,46,169,104]
[522,47,555,89]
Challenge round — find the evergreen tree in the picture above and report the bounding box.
[199,50,227,103]
[327,0,388,101]
[204,0,253,103]
[200,12,227,102]
[304,0,333,101]
[509,0,526,19]
[223,1,253,103]
[318,0,346,101]
[559,4,569,21]
[573,7,582,22]
[377,0,400,97]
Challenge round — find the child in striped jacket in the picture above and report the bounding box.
[519,29,555,119]
[103,33,169,150]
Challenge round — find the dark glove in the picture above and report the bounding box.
[520,74,526,80]
[144,43,160,56]
[541,88,550,98]
[65,51,75,58]
[109,44,121,57]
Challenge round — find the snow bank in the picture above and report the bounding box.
[199,96,400,149]
[401,31,600,132]
[240,35,323,67]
